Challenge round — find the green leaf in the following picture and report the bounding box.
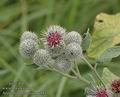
[87,13,120,59]
[98,46,120,62]
[82,29,92,50]
[102,68,119,85]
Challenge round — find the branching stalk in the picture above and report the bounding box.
[82,56,105,87]
[47,67,77,80]
[71,68,90,84]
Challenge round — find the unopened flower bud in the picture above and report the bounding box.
[19,39,38,59]
[65,42,82,60]
[55,57,71,72]
[33,49,52,66]
[64,31,82,45]
[20,31,38,42]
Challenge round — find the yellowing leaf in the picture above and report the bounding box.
[113,34,120,44]
[87,13,120,59]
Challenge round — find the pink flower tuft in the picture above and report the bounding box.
[111,79,120,93]
[95,89,108,97]
[47,31,61,46]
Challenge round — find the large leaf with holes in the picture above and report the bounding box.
[87,13,120,59]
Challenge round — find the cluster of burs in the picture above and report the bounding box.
[19,25,82,72]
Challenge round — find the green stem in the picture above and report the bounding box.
[71,68,90,84]
[56,77,67,97]
[82,56,105,87]
[47,67,77,80]
[74,61,81,76]
[47,64,90,84]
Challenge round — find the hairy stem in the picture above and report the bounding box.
[71,68,90,84]
[47,64,90,84]
[47,67,77,80]
[82,56,105,87]
[56,77,67,97]
[74,61,81,76]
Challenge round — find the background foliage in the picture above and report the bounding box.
[0,0,120,97]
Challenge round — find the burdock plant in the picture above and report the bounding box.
[19,25,120,97]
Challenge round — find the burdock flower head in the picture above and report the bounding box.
[95,89,108,97]
[54,56,72,72]
[33,49,53,66]
[85,82,113,97]
[65,42,83,60]
[43,25,66,57]
[19,31,39,59]
[20,31,38,42]
[19,39,38,59]
[19,25,83,72]
[111,79,120,95]
[86,87,109,97]
[64,31,82,45]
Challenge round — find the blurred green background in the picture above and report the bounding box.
[0,0,120,97]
